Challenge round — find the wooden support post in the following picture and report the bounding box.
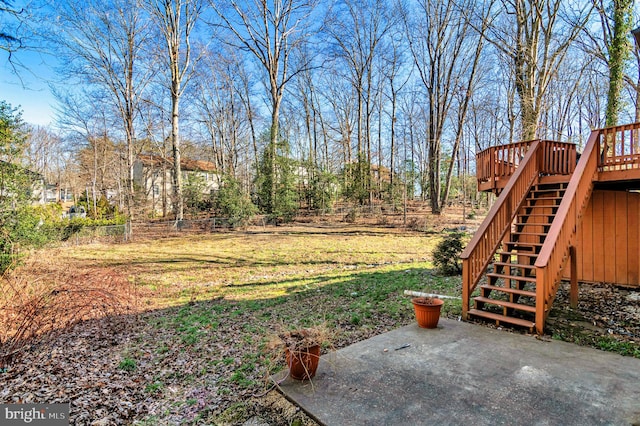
[569,246,578,308]
[462,259,469,320]
[535,270,545,335]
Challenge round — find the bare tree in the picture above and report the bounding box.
[1,0,23,55]
[147,0,203,221]
[482,0,592,140]
[192,43,256,179]
[324,0,394,204]
[1,0,36,72]
[54,90,119,216]
[52,0,154,221]
[322,67,357,187]
[440,8,487,211]
[25,125,59,186]
[212,0,318,214]
[380,24,412,205]
[604,0,633,126]
[582,0,635,124]
[403,0,486,214]
[139,89,172,217]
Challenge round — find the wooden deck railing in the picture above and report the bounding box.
[461,141,543,319]
[476,141,533,189]
[600,123,640,171]
[476,140,576,190]
[540,141,578,175]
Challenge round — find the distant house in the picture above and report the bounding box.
[133,154,221,213]
[371,164,392,185]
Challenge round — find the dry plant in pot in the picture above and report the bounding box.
[411,296,444,329]
[269,324,334,381]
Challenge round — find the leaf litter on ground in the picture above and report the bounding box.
[1,222,638,424]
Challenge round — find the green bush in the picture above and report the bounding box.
[76,195,124,220]
[184,173,214,215]
[254,133,299,223]
[305,168,339,212]
[0,205,61,273]
[43,216,127,241]
[433,232,466,276]
[213,176,258,228]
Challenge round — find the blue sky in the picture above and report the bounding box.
[1,0,57,127]
[1,51,57,126]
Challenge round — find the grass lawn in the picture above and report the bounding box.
[3,221,639,424]
[2,224,464,425]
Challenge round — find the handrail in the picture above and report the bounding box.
[533,130,600,333]
[461,141,542,319]
[599,123,640,171]
[476,141,534,188]
[476,140,576,190]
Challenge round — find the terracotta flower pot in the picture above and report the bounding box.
[285,345,321,380]
[411,297,444,328]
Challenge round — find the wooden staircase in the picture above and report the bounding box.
[468,182,568,330]
[463,125,640,334]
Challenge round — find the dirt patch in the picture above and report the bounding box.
[546,282,640,356]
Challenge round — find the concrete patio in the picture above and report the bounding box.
[277,318,640,425]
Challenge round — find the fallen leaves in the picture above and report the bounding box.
[3,222,635,424]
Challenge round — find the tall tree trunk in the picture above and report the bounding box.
[390,90,396,204]
[441,23,485,208]
[171,81,183,220]
[605,0,633,127]
[270,100,280,212]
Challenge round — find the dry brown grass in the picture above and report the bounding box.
[0,260,137,368]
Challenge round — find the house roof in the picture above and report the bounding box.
[137,154,217,173]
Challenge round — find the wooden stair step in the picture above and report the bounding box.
[467,309,535,329]
[531,188,565,193]
[530,188,566,197]
[515,220,551,225]
[481,284,536,298]
[533,183,567,188]
[506,245,538,252]
[523,204,559,209]
[486,272,536,282]
[492,261,535,269]
[512,232,548,237]
[497,251,537,258]
[474,296,536,312]
[507,241,543,247]
[529,193,563,199]
[527,196,564,201]
[513,224,549,230]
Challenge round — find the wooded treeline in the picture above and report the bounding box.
[7,0,640,219]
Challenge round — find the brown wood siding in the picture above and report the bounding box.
[629,196,639,284]
[580,194,594,282]
[571,189,640,287]
[592,191,606,283]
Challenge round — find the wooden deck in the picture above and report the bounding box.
[478,126,640,192]
[464,123,640,334]
[477,140,577,192]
